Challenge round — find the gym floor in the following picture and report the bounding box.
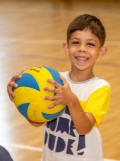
[0,0,120,160]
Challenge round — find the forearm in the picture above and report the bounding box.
[67,94,95,135]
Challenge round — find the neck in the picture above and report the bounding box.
[69,69,94,82]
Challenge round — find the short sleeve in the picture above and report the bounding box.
[84,85,111,126]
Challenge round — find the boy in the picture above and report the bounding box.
[7,14,110,161]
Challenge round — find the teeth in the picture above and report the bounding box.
[77,57,88,60]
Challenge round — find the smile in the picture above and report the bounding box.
[75,56,89,62]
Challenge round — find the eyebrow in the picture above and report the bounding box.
[71,37,97,43]
[87,39,97,42]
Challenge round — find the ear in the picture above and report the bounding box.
[62,42,69,55]
[98,45,108,58]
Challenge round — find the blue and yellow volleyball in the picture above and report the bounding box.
[13,66,66,122]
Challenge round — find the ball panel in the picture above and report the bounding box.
[27,103,43,122]
[17,103,30,120]
[15,73,40,91]
[26,66,55,91]
[27,103,66,122]
[14,86,55,108]
[42,108,65,121]
[43,66,63,85]
[14,87,43,107]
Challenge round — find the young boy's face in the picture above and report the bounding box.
[63,29,107,73]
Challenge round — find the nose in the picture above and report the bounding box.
[78,44,86,52]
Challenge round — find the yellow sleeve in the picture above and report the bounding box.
[84,85,111,126]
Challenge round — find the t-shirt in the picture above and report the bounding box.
[41,71,111,161]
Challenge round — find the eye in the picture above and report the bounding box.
[87,43,95,47]
[72,41,80,45]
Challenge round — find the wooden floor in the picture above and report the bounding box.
[0,0,120,160]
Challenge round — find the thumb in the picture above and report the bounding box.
[60,75,68,85]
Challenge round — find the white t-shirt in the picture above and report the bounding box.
[41,71,111,161]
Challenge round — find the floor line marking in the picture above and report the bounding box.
[1,143,42,152]
[0,38,120,46]
[0,6,120,18]
[0,143,119,160]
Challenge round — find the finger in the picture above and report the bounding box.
[47,100,61,109]
[7,82,16,101]
[7,87,15,99]
[11,74,22,81]
[43,86,57,93]
[9,89,15,96]
[43,95,57,101]
[9,94,15,102]
[9,96,15,102]
[11,69,26,80]
[47,104,55,109]
[47,79,61,88]
[8,82,18,90]
[19,69,26,75]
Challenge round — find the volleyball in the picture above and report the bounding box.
[13,66,66,122]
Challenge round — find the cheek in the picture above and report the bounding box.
[67,50,74,60]
[69,47,76,54]
[91,49,99,57]
[92,53,99,61]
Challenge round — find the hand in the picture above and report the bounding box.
[43,75,75,108]
[28,120,44,127]
[7,70,26,102]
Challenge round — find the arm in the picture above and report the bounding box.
[43,76,110,135]
[43,76,95,135]
[66,94,95,135]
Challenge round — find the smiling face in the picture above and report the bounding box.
[63,29,107,80]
